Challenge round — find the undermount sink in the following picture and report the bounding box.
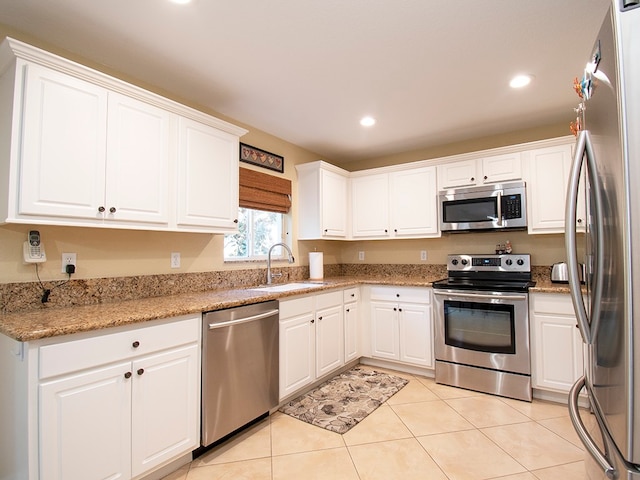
[249,282,327,293]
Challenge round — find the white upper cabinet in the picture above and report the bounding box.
[18,63,109,221]
[437,153,522,189]
[0,37,246,232]
[389,166,439,237]
[296,161,349,239]
[176,117,239,231]
[351,173,390,238]
[526,142,585,234]
[351,165,439,239]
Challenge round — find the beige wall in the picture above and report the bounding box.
[0,25,569,285]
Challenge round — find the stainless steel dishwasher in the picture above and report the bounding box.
[201,300,279,447]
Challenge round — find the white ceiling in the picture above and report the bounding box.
[0,0,611,163]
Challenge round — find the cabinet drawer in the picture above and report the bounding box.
[315,290,343,310]
[39,314,200,379]
[279,295,315,319]
[370,286,430,304]
[531,293,576,316]
[343,287,359,303]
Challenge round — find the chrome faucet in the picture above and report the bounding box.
[266,243,295,284]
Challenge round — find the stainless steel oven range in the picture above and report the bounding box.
[432,254,536,402]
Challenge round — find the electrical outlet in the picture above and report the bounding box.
[358,251,365,261]
[61,253,77,273]
[171,252,181,268]
[420,250,427,261]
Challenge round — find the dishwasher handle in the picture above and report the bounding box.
[208,308,279,330]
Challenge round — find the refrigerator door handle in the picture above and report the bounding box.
[569,376,616,479]
[566,130,605,344]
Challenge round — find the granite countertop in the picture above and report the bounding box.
[0,274,571,343]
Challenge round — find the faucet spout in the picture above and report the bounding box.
[266,243,295,285]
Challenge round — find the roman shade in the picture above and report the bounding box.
[239,167,291,214]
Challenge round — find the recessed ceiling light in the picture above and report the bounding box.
[360,116,376,127]
[510,74,534,89]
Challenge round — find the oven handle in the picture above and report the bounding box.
[433,290,527,301]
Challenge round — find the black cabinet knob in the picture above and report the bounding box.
[137,368,144,376]
[98,206,105,213]
[109,207,117,214]
[132,341,140,348]
[124,372,132,379]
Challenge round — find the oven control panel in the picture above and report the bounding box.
[447,254,531,273]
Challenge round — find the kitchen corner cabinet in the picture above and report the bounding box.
[530,293,585,393]
[0,37,246,232]
[295,161,349,239]
[437,153,522,189]
[1,314,201,480]
[369,286,434,368]
[279,290,345,400]
[526,143,586,234]
[351,166,439,239]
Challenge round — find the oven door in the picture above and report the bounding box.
[433,289,530,375]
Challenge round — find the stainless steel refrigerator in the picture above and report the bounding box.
[565,1,640,479]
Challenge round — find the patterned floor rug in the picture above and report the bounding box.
[279,366,409,434]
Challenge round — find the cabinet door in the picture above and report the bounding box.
[279,312,315,399]
[344,302,359,363]
[370,301,399,360]
[481,153,522,184]
[437,159,477,189]
[531,313,584,392]
[320,169,348,237]
[19,63,108,219]
[315,305,344,377]
[105,92,171,226]
[131,343,199,478]
[390,167,438,237]
[527,144,585,234]
[39,362,131,480]
[176,117,239,231]
[398,303,433,368]
[351,173,390,238]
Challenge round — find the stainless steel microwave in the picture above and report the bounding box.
[439,181,527,232]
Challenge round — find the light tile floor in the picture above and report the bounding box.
[163,366,595,480]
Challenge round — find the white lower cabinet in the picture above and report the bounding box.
[369,286,434,368]
[343,287,360,363]
[530,293,585,393]
[279,290,345,400]
[37,314,200,480]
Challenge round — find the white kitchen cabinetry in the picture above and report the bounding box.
[351,173,390,238]
[176,117,240,231]
[526,143,586,234]
[343,287,360,363]
[369,286,433,368]
[279,290,345,400]
[38,314,200,480]
[530,293,585,393]
[351,166,439,239]
[0,37,246,232]
[296,161,349,239]
[437,153,522,189]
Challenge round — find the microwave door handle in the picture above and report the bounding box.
[496,191,502,226]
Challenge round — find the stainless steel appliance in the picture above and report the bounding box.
[551,261,585,284]
[439,181,527,232]
[201,301,279,447]
[432,254,535,401]
[566,2,640,479]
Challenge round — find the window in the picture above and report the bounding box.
[224,207,286,260]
